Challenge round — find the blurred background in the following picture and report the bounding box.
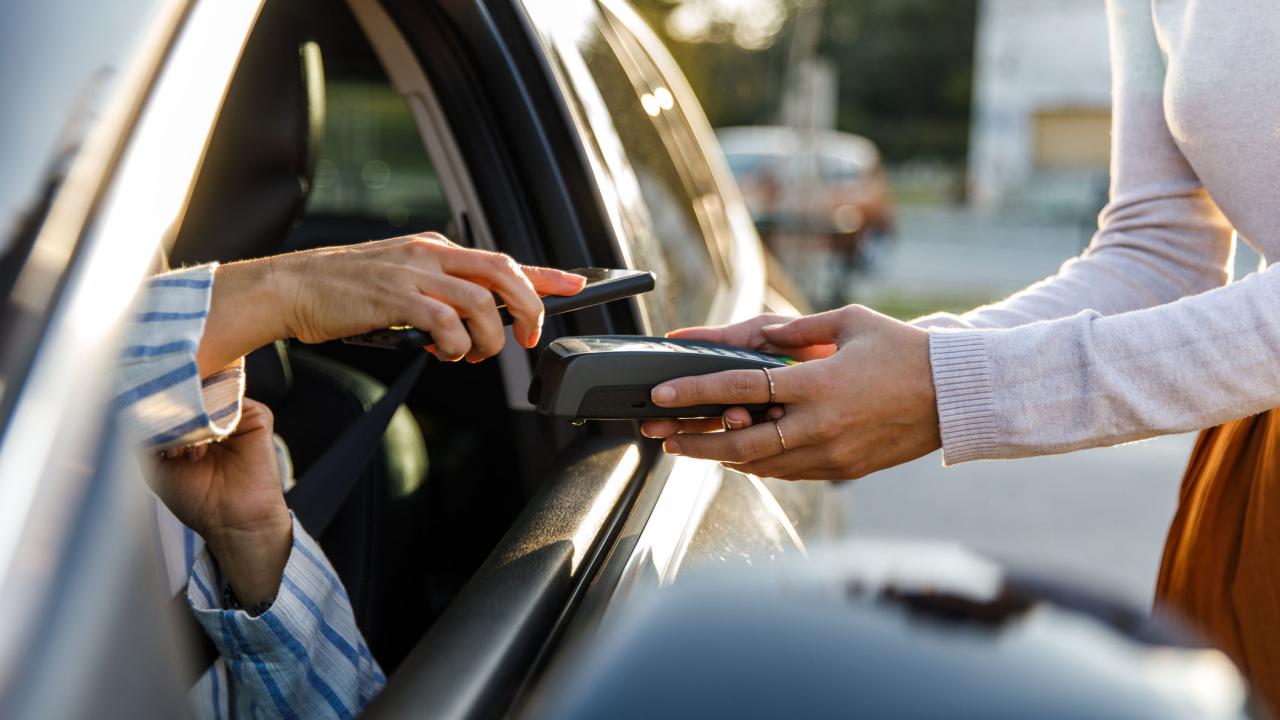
[634,0,1265,608]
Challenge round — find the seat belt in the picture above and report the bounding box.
[175,352,430,681]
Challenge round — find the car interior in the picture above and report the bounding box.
[168,0,582,672]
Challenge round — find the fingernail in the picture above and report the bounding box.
[725,417,745,430]
[640,423,657,438]
[663,439,681,455]
[652,385,676,405]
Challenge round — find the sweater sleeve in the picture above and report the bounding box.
[916,0,1233,333]
[932,265,1280,464]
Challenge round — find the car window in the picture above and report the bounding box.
[286,53,454,252]
[306,81,450,233]
[820,154,865,183]
[724,152,775,179]
[524,0,724,332]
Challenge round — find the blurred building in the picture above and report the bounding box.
[967,0,1111,216]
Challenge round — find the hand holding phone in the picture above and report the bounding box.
[342,268,655,351]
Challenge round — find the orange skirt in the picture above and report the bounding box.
[1157,410,1280,709]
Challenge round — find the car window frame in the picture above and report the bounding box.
[522,0,727,332]
[0,0,265,711]
[598,0,766,325]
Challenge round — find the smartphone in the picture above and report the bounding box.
[342,268,656,351]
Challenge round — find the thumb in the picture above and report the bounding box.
[761,309,848,348]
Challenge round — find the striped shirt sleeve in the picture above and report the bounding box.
[187,515,387,719]
[117,263,245,450]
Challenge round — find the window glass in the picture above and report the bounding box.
[307,82,448,231]
[724,152,775,180]
[819,155,865,183]
[524,0,722,332]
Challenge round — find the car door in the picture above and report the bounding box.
[356,0,837,715]
[0,0,267,716]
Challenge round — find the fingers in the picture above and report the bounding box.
[726,446,832,480]
[640,417,730,438]
[639,405,783,439]
[760,308,850,348]
[522,266,587,296]
[662,420,790,463]
[405,294,471,360]
[416,274,506,361]
[665,325,729,344]
[667,313,792,350]
[651,365,804,408]
[438,248,544,348]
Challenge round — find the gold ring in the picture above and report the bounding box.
[762,367,777,405]
[773,419,789,454]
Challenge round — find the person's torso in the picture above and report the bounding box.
[1152,0,1280,262]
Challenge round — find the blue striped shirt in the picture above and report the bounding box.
[121,264,385,719]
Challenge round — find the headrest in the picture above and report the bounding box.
[170,1,325,265]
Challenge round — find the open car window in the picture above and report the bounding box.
[524,0,728,333]
[162,0,571,682]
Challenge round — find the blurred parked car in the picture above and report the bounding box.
[718,125,897,270]
[0,0,1253,717]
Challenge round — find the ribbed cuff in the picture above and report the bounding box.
[928,330,1000,465]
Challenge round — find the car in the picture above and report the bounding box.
[0,0,836,716]
[0,0,1252,717]
[718,125,897,278]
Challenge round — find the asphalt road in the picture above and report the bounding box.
[839,434,1195,609]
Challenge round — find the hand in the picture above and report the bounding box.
[150,399,291,606]
[668,313,837,361]
[637,312,829,439]
[640,306,942,481]
[196,233,587,372]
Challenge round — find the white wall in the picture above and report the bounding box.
[968,0,1111,209]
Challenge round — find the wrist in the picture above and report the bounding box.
[198,258,293,376]
[204,508,293,608]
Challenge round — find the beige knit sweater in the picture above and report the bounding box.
[919,0,1280,465]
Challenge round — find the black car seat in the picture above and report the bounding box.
[169,0,430,668]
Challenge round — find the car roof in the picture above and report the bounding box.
[715,125,880,167]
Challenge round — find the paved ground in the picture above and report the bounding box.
[839,435,1194,608]
[805,205,1263,608]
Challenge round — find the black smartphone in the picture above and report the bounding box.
[342,268,656,351]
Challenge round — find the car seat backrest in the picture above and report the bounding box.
[170,0,324,265]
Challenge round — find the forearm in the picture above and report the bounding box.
[930,265,1280,464]
[916,185,1232,332]
[204,506,293,607]
[196,257,293,378]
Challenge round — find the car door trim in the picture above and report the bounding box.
[364,438,642,719]
[0,0,262,691]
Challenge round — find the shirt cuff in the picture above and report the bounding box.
[118,263,246,450]
[929,329,1000,465]
[187,514,344,659]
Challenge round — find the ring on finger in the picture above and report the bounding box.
[762,367,777,405]
[773,419,789,454]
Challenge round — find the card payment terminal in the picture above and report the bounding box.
[528,335,798,421]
